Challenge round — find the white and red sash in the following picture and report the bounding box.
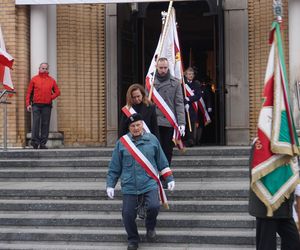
[120,134,172,209]
[121,106,150,133]
[198,97,211,126]
[185,83,198,113]
[145,78,184,150]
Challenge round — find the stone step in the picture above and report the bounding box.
[0,199,249,213]
[0,241,256,250]
[0,226,256,245]
[0,181,249,200]
[0,167,248,179]
[0,146,250,159]
[0,211,254,228]
[0,156,249,168]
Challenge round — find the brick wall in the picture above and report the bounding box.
[0,1,30,147]
[0,1,291,147]
[57,4,106,146]
[248,0,289,141]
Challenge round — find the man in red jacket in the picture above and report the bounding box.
[26,63,60,149]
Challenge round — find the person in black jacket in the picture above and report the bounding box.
[196,75,213,145]
[183,67,201,147]
[119,83,159,138]
[248,140,300,250]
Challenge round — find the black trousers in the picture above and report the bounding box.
[158,126,174,165]
[256,217,300,250]
[184,121,197,146]
[31,104,52,146]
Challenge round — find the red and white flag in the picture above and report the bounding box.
[145,7,184,149]
[0,48,14,69]
[0,27,14,91]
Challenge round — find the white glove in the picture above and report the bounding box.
[185,97,190,102]
[184,104,189,112]
[208,108,212,112]
[168,181,175,191]
[178,125,185,137]
[106,187,114,199]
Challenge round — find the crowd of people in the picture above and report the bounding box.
[105,57,216,250]
[26,60,300,250]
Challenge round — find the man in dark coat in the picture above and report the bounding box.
[248,140,300,250]
[196,75,213,145]
[183,67,201,147]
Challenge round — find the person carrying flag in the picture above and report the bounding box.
[183,67,201,147]
[153,57,185,164]
[248,7,300,249]
[249,139,300,250]
[106,113,175,250]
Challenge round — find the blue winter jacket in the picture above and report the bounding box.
[106,132,174,195]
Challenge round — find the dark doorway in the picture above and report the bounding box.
[118,1,224,145]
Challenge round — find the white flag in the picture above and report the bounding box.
[146,7,183,85]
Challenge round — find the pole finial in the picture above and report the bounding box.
[273,0,282,22]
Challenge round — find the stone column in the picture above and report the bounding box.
[30,5,48,76]
[28,5,63,148]
[289,0,300,133]
[105,4,118,146]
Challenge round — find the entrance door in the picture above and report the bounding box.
[224,0,249,145]
[142,1,222,145]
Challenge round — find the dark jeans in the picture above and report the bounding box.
[122,189,160,244]
[256,217,300,250]
[31,104,52,146]
[158,126,174,165]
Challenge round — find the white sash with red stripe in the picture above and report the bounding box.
[145,77,184,149]
[121,106,150,133]
[185,83,198,113]
[120,134,171,209]
[198,97,211,126]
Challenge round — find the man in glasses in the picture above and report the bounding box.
[26,62,60,149]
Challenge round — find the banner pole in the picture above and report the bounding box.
[3,103,7,151]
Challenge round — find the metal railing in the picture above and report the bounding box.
[0,89,16,151]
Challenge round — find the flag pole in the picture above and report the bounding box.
[175,19,192,132]
[148,1,173,101]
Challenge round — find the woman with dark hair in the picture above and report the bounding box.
[119,83,159,138]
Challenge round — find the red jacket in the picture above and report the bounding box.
[26,72,60,107]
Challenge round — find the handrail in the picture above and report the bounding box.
[0,89,16,151]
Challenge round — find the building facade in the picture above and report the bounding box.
[0,0,299,148]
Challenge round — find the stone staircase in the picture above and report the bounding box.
[0,146,255,250]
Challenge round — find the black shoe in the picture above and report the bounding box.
[39,145,48,149]
[30,142,38,149]
[146,229,156,242]
[127,242,138,250]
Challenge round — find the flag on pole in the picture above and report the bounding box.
[0,27,14,91]
[146,7,183,84]
[251,21,300,217]
[145,7,185,149]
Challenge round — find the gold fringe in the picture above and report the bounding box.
[251,176,300,217]
[251,155,291,182]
